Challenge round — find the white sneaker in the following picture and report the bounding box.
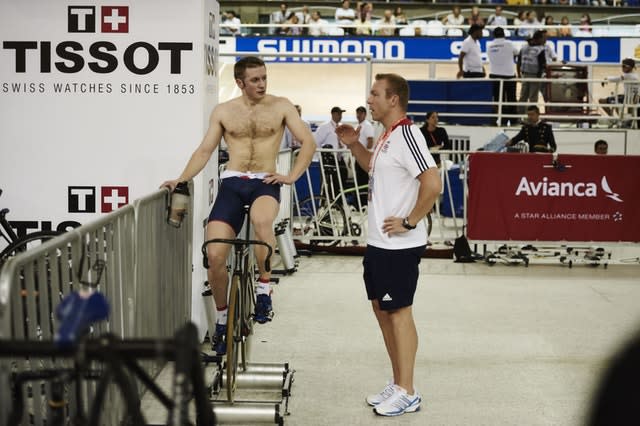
[365,381,396,406]
[373,385,421,416]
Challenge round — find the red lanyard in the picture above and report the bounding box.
[369,117,412,176]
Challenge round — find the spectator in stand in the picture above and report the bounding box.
[356,1,373,22]
[283,13,302,36]
[506,105,557,153]
[298,6,311,26]
[467,6,485,27]
[518,11,541,39]
[420,111,451,168]
[558,16,572,37]
[442,6,464,28]
[394,6,408,36]
[594,140,608,155]
[457,24,485,79]
[544,16,558,37]
[487,27,519,126]
[272,3,290,35]
[222,11,242,36]
[355,2,372,35]
[376,9,397,36]
[335,0,356,35]
[517,31,546,113]
[575,13,592,36]
[514,10,526,29]
[486,6,508,28]
[308,11,328,36]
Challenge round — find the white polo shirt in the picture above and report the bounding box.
[460,36,483,73]
[368,119,437,250]
[487,38,518,76]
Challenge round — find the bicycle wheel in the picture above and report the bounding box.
[225,275,241,402]
[240,252,256,371]
[296,196,347,246]
[0,230,61,266]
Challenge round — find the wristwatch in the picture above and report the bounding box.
[402,217,416,230]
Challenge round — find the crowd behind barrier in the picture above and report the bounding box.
[218,3,640,37]
[0,188,192,425]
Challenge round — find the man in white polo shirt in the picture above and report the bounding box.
[457,24,485,79]
[336,73,441,417]
[487,27,519,125]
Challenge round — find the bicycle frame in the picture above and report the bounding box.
[0,323,215,426]
[201,224,273,403]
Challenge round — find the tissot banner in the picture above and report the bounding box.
[0,0,215,233]
[1,0,219,336]
[467,153,640,242]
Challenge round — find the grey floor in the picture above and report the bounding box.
[144,251,640,425]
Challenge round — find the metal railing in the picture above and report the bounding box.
[290,146,468,248]
[407,76,639,129]
[0,187,192,425]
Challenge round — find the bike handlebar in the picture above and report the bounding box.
[201,238,273,272]
[0,335,180,359]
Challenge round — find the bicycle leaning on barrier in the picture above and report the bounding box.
[0,248,216,426]
[0,188,61,268]
[201,207,273,403]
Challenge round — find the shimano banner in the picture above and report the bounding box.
[235,36,622,64]
[467,153,640,242]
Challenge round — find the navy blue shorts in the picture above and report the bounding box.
[208,177,281,235]
[363,244,425,311]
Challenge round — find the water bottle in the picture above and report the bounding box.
[168,181,190,227]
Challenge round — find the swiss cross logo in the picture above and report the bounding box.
[101,6,129,33]
[101,186,129,213]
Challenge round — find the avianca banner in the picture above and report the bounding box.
[467,153,640,242]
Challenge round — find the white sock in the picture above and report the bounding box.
[256,280,270,295]
[216,307,228,325]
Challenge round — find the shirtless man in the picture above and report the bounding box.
[162,56,315,355]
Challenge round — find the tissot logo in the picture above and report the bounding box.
[68,186,97,213]
[68,5,129,33]
[68,185,129,213]
[101,6,129,33]
[101,186,129,212]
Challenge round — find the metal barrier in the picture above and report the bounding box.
[0,187,193,425]
[290,147,467,248]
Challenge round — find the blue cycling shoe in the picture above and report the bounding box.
[254,294,273,324]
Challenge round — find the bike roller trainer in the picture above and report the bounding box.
[208,361,294,425]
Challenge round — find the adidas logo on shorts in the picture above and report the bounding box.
[382,293,393,302]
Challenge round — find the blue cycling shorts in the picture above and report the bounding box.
[208,177,281,235]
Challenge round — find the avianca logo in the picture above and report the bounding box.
[515,176,623,202]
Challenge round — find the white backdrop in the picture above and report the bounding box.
[0,0,220,338]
